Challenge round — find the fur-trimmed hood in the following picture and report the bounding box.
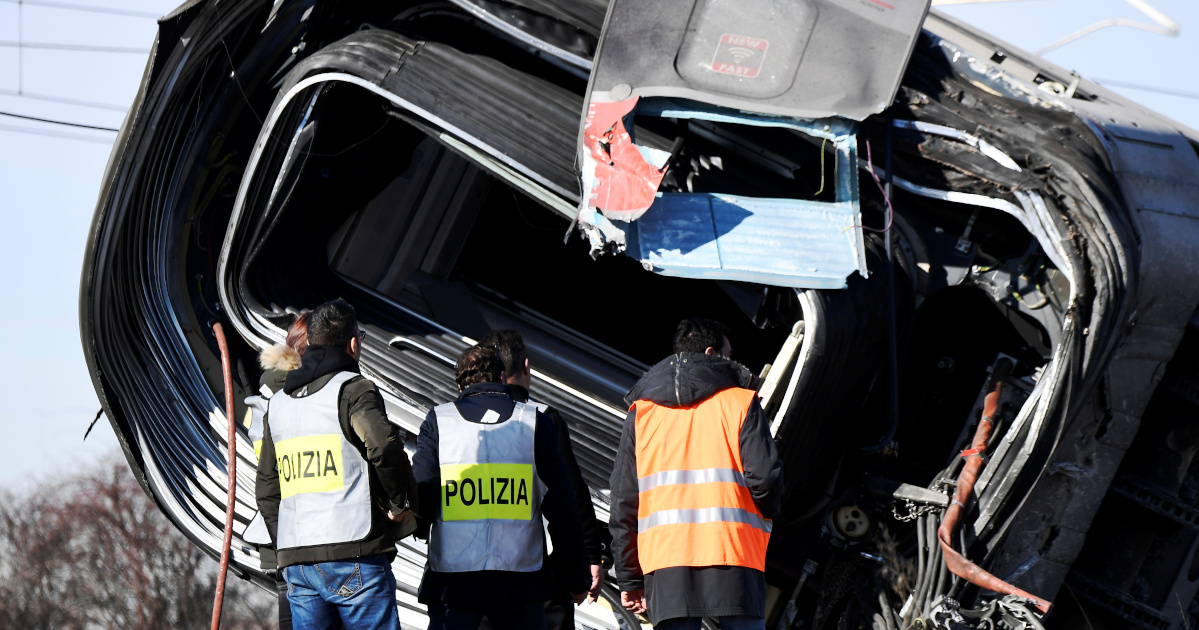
[258,344,301,372]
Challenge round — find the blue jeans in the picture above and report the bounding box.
[427,601,545,630]
[656,616,766,630]
[283,554,401,630]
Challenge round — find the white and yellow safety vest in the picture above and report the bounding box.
[428,400,546,573]
[242,388,273,546]
[266,371,372,550]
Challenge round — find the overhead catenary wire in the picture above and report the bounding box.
[0,40,150,54]
[1093,78,1199,101]
[0,121,113,143]
[0,88,128,111]
[0,0,160,18]
[0,109,119,131]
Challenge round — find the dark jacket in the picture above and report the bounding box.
[510,384,604,605]
[509,384,604,569]
[412,382,591,608]
[611,353,784,624]
[255,345,417,568]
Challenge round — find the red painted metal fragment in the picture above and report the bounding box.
[583,97,667,221]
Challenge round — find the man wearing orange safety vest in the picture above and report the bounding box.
[610,318,784,630]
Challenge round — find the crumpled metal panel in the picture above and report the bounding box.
[626,193,866,288]
[587,0,932,121]
[578,100,868,288]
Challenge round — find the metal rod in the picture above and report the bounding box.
[210,323,237,630]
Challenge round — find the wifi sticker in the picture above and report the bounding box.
[710,34,769,78]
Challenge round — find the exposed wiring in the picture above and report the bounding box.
[0,0,160,18]
[1012,288,1050,310]
[217,15,264,126]
[0,109,118,131]
[308,111,392,157]
[936,359,1053,614]
[845,139,894,233]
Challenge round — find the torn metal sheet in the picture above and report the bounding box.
[625,192,866,288]
[581,97,670,220]
[579,99,868,288]
[587,0,933,121]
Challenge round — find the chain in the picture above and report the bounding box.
[892,499,939,522]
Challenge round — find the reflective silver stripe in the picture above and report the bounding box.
[637,467,747,493]
[638,507,773,534]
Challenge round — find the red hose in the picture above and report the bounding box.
[210,323,238,630]
[936,362,1052,615]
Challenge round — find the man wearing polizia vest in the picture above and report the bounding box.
[412,345,590,630]
[610,318,785,630]
[256,299,417,629]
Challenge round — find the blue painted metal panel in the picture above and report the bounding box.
[626,193,865,289]
[611,101,868,289]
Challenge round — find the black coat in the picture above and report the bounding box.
[508,384,604,569]
[610,353,784,624]
[412,382,591,608]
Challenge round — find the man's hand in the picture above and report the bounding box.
[387,509,418,538]
[586,564,603,604]
[621,589,647,615]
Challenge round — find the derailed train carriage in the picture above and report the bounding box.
[79,0,1199,628]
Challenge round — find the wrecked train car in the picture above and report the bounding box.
[79,0,1199,628]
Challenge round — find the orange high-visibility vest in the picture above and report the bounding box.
[633,387,771,573]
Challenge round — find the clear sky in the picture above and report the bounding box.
[0,0,1196,489]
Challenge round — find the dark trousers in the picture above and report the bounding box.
[543,598,574,630]
[277,577,293,630]
[430,600,546,630]
[479,598,570,630]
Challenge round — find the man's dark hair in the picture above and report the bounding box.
[307,299,358,347]
[455,345,504,389]
[478,329,528,377]
[673,318,732,354]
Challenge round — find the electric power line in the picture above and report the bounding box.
[0,109,119,131]
[1093,78,1199,101]
[0,122,113,143]
[0,40,150,54]
[0,0,160,19]
[0,88,128,111]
